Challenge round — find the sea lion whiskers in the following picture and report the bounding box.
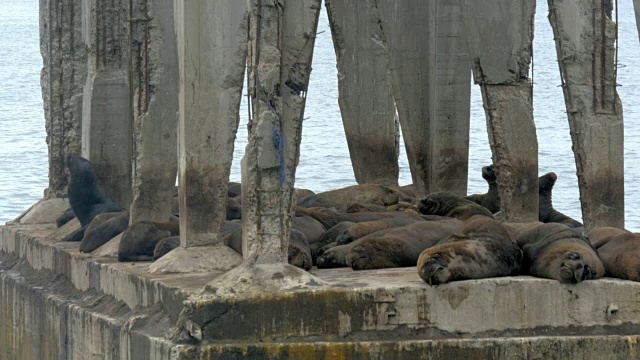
[419,256,449,286]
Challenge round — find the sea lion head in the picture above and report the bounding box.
[418,192,463,216]
[288,245,312,271]
[481,165,496,183]
[538,172,558,195]
[553,251,592,283]
[418,255,450,286]
[66,155,93,178]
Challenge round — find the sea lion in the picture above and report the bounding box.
[336,217,419,245]
[153,236,180,261]
[79,211,130,253]
[292,215,325,245]
[586,227,638,281]
[316,243,354,268]
[514,223,604,283]
[346,219,464,270]
[56,208,76,228]
[65,156,122,241]
[346,202,388,213]
[464,165,500,214]
[538,172,582,228]
[118,221,172,262]
[295,206,423,230]
[227,182,242,198]
[226,198,242,220]
[295,188,316,199]
[418,192,494,220]
[587,227,629,248]
[311,221,355,263]
[417,216,522,285]
[223,228,313,271]
[297,184,401,212]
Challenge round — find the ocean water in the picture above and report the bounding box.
[1,0,640,229]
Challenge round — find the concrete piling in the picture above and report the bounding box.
[39,0,86,199]
[325,0,399,187]
[635,0,640,42]
[149,0,249,273]
[459,0,539,222]
[128,1,179,224]
[376,0,436,197]
[548,0,624,231]
[80,0,133,209]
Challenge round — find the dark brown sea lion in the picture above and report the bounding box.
[153,236,181,261]
[311,221,355,263]
[346,202,389,213]
[56,208,76,228]
[316,243,354,268]
[417,216,522,285]
[297,184,401,212]
[538,172,582,228]
[223,228,313,271]
[80,211,130,253]
[586,227,638,281]
[295,188,316,199]
[118,221,173,262]
[464,165,500,214]
[346,219,464,270]
[227,182,242,198]
[336,217,419,245]
[292,215,325,245]
[65,156,123,241]
[514,223,604,283]
[418,192,494,220]
[295,207,423,230]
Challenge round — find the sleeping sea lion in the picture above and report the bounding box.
[336,217,420,245]
[118,219,179,261]
[464,165,500,214]
[587,227,639,281]
[153,236,180,261]
[514,223,604,283]
[417,216,522,285]
[538,172,582,228]
[292,215,325,245]
[346,218,464,270]
[297,184,402,212]
[65,156,123,241]
[80,211,130,253]
[311,221,355,263]
[295,207,423,230]
[418,192,494,220]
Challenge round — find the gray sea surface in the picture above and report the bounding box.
[1,0,639,229]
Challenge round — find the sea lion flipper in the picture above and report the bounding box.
[64,224,88,242]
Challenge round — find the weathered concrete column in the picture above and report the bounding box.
[430,0,471,196]
[150,0,248,274]
[128,1,179,224]
[375,0,436,197]
[459,0,538,222]
[39,0,87,199]
[325,0,399,187]
[81,0,133,209]
[205,0,327,295]
[548,0,624,231]
[634,0,640,42]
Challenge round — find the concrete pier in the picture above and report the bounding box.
[548,0,624,231]
[430,0,471,196]
[376,0,436,197]
[39,0,86,199]
[80,0,133,209]
[460,0,539,222]
[128,1,179,224]
[635,0,640,42]
[325,0,399,187]
[149,1,248,273]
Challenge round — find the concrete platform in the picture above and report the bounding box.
[2,221,640,359]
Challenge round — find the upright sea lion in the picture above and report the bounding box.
[464,165,500,214]
[80,211,130,253]
[417,216,522,285]
[346,219,464,270]
[418,192,494,220]
[538,172,582,228]
[514,223,604,283]
[336,217,419,245]
[297,184,401,212]
[587,227,638,281]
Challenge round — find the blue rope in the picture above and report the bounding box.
[272,126,285,184]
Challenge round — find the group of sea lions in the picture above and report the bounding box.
[56,157,639,286]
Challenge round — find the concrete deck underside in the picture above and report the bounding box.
[2,223,640,359]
